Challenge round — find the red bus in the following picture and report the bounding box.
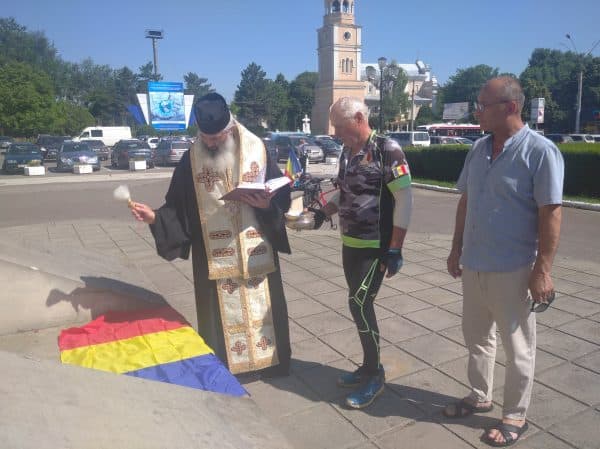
[416,123,482,137]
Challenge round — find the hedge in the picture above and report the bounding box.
[403,143,600,197]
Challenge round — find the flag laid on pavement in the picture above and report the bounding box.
[58,306,246,397]
[284,149,302,185]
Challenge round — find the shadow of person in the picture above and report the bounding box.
[242,358,498,431]
[46,275,166,321]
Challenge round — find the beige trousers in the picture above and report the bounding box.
[462,266,536,420]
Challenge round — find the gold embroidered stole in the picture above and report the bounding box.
[190,123,279,373]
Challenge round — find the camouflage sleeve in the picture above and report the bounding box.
[383,138,411,192]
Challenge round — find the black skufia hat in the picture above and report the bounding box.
[194,92,231,135]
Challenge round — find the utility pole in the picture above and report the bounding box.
[565,34,600,133]
[145,29,164,80]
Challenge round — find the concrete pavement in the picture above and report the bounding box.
[0,188,599,448]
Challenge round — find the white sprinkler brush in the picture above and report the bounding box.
[113,184,133,208]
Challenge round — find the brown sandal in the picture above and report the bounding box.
[443,398,494,418]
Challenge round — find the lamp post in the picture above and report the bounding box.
[565,34,600,133]
[366,57,400,132]
[145,29,164,80]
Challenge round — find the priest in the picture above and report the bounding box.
[131,93,292,377]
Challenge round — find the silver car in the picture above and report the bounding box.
[154,139,191,166]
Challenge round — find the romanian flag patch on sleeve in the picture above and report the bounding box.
[389,163,411,191]
[58,306,246,397]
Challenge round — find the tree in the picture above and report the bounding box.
[381,63,409,129]
[414,105,435,127]
[287,71,318,131]
[234,62,269,131]
[184,72,214,99]
[264,74,290,131]
[520,48,600,132]
[440,65,499,121]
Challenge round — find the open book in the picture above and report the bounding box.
[219,176,290,202]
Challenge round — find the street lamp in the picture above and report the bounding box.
[145,29,164,80]
[366,57,400,132]
[565,34,600,133]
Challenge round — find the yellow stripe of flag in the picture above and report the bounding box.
[60,326,213,374]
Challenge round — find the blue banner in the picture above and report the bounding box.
[148,81,186,130]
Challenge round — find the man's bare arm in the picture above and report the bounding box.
[447,193,467,278]
[529,204,562,301]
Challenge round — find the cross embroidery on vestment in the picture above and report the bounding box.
[231,340,247,355]
[195,168,221,192]
[256,336,271,351]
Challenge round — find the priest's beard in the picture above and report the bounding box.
[195,133,237,173]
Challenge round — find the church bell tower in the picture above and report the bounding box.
[311,1,366,135]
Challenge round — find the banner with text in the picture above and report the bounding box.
[148,81,186,130]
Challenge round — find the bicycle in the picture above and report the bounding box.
[295,175,338,230]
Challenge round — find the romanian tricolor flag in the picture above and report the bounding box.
[58,306,246,397]
[284,149,303,185]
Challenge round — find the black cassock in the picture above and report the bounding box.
[149,150,292,375]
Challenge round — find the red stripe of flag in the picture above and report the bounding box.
[58,306,188,351]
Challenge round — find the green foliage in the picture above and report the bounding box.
[234,62,269,130]
[414,105,435,127]
[440,65,500,121]
[184,72,214,99]
[287,71,318,131]
[403,145,470,181]
[558,143,600,196]
[381,63,409,130]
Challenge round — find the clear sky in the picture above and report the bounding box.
[5,0,600,102]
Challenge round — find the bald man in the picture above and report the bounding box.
[444,77,564,447]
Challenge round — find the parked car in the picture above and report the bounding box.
[545,134,574,144]
[57,141,100,171]
[111,139,154,169]
[315,138,342,160]
[430,136,473,145]
[154,139,191,166]
[0,136,14,152]
[462,134,488,142]
[592,135,600,142]
[2,143,43,173]
[569,134,595,143]
[147,137,159,149]
[272,135,323,162]
[36,135,70,160]
[388,131,431,147]
[80,139,110,161]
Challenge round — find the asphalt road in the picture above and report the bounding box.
[0,166,598,264]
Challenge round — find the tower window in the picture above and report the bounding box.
[342,1,349,13]
[332,1,340,13]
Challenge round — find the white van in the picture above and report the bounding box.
[388,131,431,147]
[74,126,132,147]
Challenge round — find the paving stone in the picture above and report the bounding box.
[376,420,475,449]
[308,263,345,278]
[414,271,456,288]
[378,316,431,344]
[303,279,346,296]
[521,383,588,429]
[293,256,335,270]
[537,363,600,405]
[440,301,463,317]
[283,269,321,285]
[320,327,368,357]
[441,281,464,295]
[402,250,436,263]
[573,350,600,374]
[291,338,344,367]
[410,287,461,306]
[514,431,575,449]
[398,263,435,276]
[288,320,314,343]
[389,278,434,294]
[347,346,429,382]
[562,271,600,289]
[438,325,465,346]
[287,297,330,319]
[574,287,600,304]
[550,409,600,449]
[244,374,321,420]
[315,289,349,309]
[389,368,470,416]
[552,295,600,317]
[293,358,357,401]
[558,318,600,345]
[589,312,600,323]
[376,294,433,315]
[418,258,450,272]
[332,389,424,438]
[438,355,506,392]
[283,284,305,301]
[275,402,366,449]
[535,306,579,328]
[537,329,599,361]
[553,278,591,295]
[295,310,354,336]
[404,307,462,331]
[401,333,468,366]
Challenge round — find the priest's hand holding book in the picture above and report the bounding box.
[220,176,290,209]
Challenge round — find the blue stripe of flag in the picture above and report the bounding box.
[125,353,247,397]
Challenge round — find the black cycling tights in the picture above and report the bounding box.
[342,246,386,376]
